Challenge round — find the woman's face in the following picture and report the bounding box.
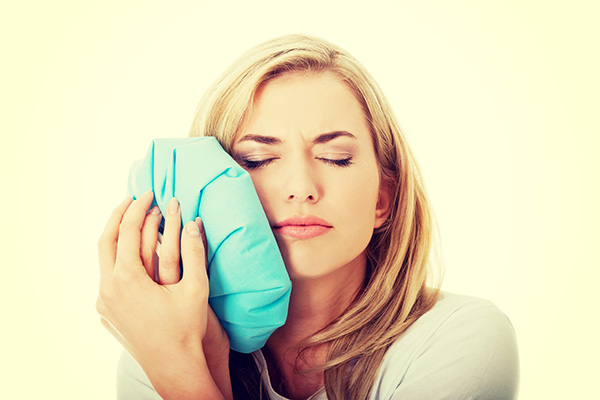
[232,71,389,281]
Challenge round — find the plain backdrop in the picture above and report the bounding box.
[2,1,598,398]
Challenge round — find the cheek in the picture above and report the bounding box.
[346,166,380,208]
[246,171,277,220]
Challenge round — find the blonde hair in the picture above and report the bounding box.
[190,34,441,400]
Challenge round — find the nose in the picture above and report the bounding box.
[284,162,320,203]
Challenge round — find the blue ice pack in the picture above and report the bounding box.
[128,137,291,353]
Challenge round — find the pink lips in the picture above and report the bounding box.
[273,216,333,239]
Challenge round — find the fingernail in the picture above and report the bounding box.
[167,198,179,215]
[186,221,200,237]
[150,205,161,215]
[195,217,204,234]
[143,190,154,198]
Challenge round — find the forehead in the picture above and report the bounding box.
[240,70,371,140]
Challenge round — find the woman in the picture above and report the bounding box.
[97,34,519,399]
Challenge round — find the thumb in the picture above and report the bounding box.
[180,218,209,288]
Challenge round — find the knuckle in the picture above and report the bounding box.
[112,265,135,283]
[181,242,207,266]
[97,283,115,305]
[160,254,180,268]
[140,240,157,257]
[183,235,206,254]
[146,210,162,223]
[139,251,152,267]
[185,280,208,299]
[139,244,150,260]
[188,247,206,262]
[118,220,138,234]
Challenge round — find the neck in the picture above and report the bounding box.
[263,253,366,399]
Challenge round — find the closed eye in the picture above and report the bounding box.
[317,157,353,168]
[235,156,353,169]
[236,157,278,170]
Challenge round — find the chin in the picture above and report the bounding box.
[282,258,323,281]
[283,254,367,283]
[286,267,330,282]
[276,239,368,281]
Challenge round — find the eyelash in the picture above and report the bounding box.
[317,157,354,168]
[237,157,354,170]
[237,158,276,169]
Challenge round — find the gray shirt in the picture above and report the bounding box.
[117,291,519,399]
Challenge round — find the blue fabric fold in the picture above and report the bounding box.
[128,137,291,353]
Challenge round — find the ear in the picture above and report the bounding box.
[374,181,393,229]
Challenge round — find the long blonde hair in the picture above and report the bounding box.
[190,34,441,400]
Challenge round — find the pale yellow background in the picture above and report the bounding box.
[2,1,598,398]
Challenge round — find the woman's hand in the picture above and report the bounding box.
[96,191,232,399]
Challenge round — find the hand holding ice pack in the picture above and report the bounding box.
[128,137,291,353]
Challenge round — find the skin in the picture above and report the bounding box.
[97,193,232,399]
[97,71,390,400]
[233,70,390,398]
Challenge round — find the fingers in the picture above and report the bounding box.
[98,196,134,280]
[115,191,155,275]
[140,205,162,280]
[158,198,182,285]
[180,218,209,291]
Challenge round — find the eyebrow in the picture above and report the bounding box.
[312,131,357,144]
[237,134,282,144]
[237,131,357,145]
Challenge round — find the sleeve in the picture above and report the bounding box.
[388,303,519,400]
[116,350,164,400]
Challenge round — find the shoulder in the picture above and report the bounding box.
[116,350,163,400]
[371,291,519,400]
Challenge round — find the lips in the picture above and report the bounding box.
[273,216,333,239]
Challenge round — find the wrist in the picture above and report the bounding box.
[140,342,224,400]
[203,338,232,400]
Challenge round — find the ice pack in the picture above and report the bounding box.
[128,137,291,353]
